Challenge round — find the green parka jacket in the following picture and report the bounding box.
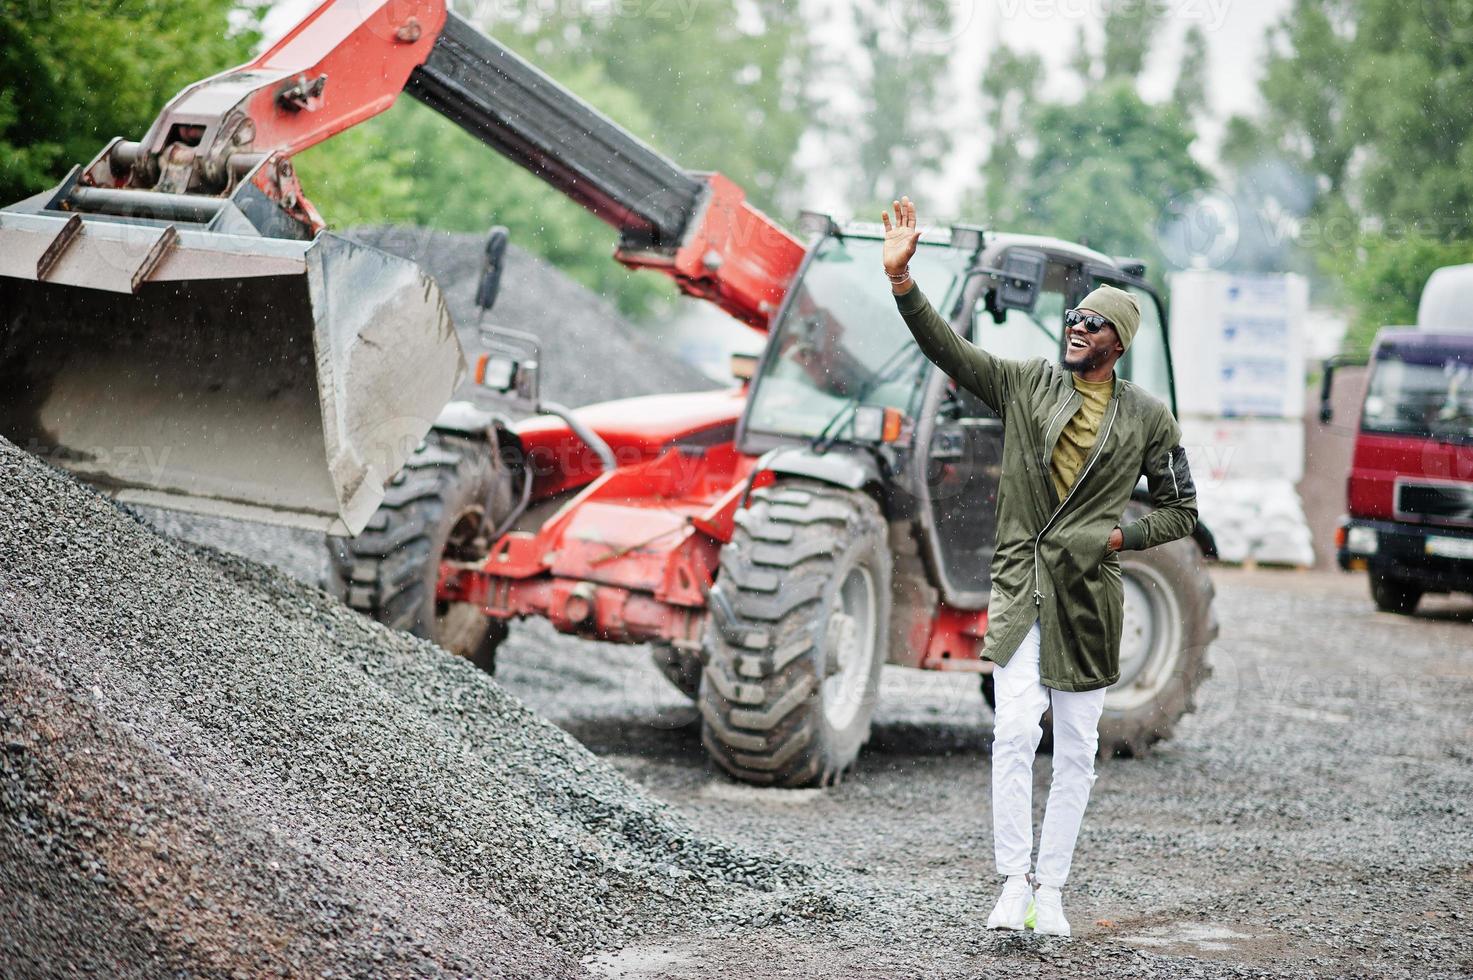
[895,284,1200,692]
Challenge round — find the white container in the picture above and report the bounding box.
[1169,270,1310,418]
[1180,416,1305,485]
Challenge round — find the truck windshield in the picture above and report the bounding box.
[1362,342,1473,443]
[745,237,967,440]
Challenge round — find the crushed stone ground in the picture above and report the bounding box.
[0,439,822,976]
[11,430,1471,977]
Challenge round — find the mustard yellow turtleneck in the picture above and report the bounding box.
[1049,373,1115,505]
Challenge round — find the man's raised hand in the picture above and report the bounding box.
[881,196,923,277]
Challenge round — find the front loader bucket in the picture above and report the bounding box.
[0,213,465,535]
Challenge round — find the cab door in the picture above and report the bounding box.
[917,254,1072,607]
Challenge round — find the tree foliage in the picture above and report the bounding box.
[970,0,1207,285]
[977,45,1044,223]
[849,0,955,206]
[1172,26,1209,120]
[1101,0,1168,81]
[0,0,262,203]
[972,54,1207,287]
[1,0,814,320]
[1330,234,1473,354]
[1226,0,1473,348]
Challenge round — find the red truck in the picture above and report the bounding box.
[1321,265,1473,613]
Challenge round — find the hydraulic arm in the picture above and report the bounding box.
[0,0,804,533]
[11,0,802,328]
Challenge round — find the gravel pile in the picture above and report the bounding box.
[346,225,719,408]
[0,438,820,975]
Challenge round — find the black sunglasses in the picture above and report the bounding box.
[1065,309,1113,333]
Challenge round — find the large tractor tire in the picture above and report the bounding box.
[982,500,1219,757]
[699,480,891,788]
[331,430,517,674]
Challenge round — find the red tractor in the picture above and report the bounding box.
[0,0,1218,787]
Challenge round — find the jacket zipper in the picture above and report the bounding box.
[1032,396,1120,607]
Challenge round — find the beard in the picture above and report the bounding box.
[1061,344,1110,373]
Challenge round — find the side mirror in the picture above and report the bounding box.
[475,226,511,313]
[984,248,1046,319]
[1318,357,1335,424]
[1318,354,1366,424]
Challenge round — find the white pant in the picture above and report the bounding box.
[991,618,1106,888]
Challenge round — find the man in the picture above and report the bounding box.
[880,197,1199,937]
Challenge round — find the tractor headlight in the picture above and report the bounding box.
[1346,525,1378,554]
[851,406,905,444]
[852,406,885,442]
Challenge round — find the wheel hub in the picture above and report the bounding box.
[1108,561,1185,712]
[821,566,877,730]
[435,505,492,657]
[825,613,859,678]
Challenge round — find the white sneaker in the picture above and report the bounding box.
[986,874,1033,931]
[1029,885,1071,937]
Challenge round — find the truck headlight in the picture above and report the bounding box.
[1346,525,1377,554]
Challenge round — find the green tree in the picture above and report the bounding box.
[1172,26,1209,119]
[1068,25,1093,85]
[1330,233,1473,354]
[0,0,263,202]
[1102,0,1167,81]
[969,73,1207,284]
[851,0,955,206]
[1025,82,1205,270]
[1226,0,1473,349]
[978,44,1045,223]
[1228,0,1355,211]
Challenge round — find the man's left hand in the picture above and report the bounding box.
[1107,527,1124,552]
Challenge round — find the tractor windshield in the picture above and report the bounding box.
[745,237,968,440]
[1362,340,1473,443]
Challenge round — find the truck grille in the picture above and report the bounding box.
[1396,481,1473,525]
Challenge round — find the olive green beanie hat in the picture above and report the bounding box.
[1077,284,1140,351]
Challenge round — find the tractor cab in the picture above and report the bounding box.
[739,219,1176,609]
